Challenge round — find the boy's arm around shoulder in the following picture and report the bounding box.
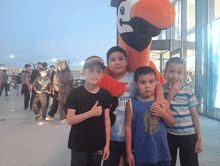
[163,100,175,127]
[125,98,135,166]
[150,99,175,127]
[190,106,203,153]
[152,83,165,107]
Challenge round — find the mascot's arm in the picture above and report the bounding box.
[99,74,128,97]
[149,60,166,84]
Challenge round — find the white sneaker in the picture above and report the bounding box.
[59,119,67,124]
[45,116,53,121]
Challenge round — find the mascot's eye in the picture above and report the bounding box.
[120,6,125,15]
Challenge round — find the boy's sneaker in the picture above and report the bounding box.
[35,114,41,121]
[59,119,67,124]
[45,116,53,121]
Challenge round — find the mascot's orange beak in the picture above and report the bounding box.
[131,0,175,29]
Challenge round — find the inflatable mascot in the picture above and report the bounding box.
[117,0,175,83]
[100,0,175,95]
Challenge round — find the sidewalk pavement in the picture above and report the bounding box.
[1,89,71,166]
[1,88,220,166]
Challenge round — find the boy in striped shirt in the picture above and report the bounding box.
[163,57,203,166]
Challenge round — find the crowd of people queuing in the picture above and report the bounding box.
[0,61,74,124]
[0,46,203,166]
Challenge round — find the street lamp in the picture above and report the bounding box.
[80,61,85,66]
[52,58,57,62]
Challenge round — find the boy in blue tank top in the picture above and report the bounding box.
[125,66,175,166]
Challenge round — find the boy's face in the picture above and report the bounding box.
[37,64,42,69]
[50,67,55,71]
[107,51,127,75]
[164,63,185,85]
[135,73,156,99]
[26,66,31,71]
[83,64,104,85]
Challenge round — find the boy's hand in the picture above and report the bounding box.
[168,83,181,97]
[127,152,135,166]
[150,102,166,118]
[151,100,164,121]
[102,146,110,160]
[90,101,102,117]
[195,140,203,153]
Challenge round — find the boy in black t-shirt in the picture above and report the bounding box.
[65,56,111,166]
[32,68,52,120]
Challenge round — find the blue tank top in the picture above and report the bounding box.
[132,97,171,164]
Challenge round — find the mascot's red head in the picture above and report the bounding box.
[116,0,175,83]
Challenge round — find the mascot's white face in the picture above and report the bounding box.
[117,0,139,34]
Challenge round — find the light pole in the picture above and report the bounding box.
[29,62,36,70]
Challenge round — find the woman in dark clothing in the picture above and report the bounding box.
[57,61,74,124]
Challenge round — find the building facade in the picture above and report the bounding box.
[111,0,220,120]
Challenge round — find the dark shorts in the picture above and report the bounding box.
[136,161,170,166]
[103,141,129,166]
[71,149,102,166]
[167,133,199,166]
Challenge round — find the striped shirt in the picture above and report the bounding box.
[163,84,198,135]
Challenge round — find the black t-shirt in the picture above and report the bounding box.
[50,71,55,83]
[65,86,112,152]
[16,75,22,84]
[31,69,40,84]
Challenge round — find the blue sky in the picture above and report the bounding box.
[0,0,117,69]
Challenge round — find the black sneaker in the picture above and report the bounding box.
[35,114,41,121]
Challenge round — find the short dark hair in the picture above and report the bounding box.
[2,70,6,73]
[107,46,126,62]
[50,65,55,68]
[134,66,157,82]
[165,57,185,70]
[25,64,31,69]
[42,62,48,68]
[37,62,42,65]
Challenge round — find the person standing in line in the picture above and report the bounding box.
[56,61,74,124]
[21,64,32,110]
[30,62,42,110]
[49,65,56,106]
[65,56,111,166]
[0,70,9,99]
[32,68,52,120]
[45,63,61,121]
[16,73,22,96]
[12,72,17,90]
[42,62,51,77]
[0,75,2,93]
[42,62,50,108]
